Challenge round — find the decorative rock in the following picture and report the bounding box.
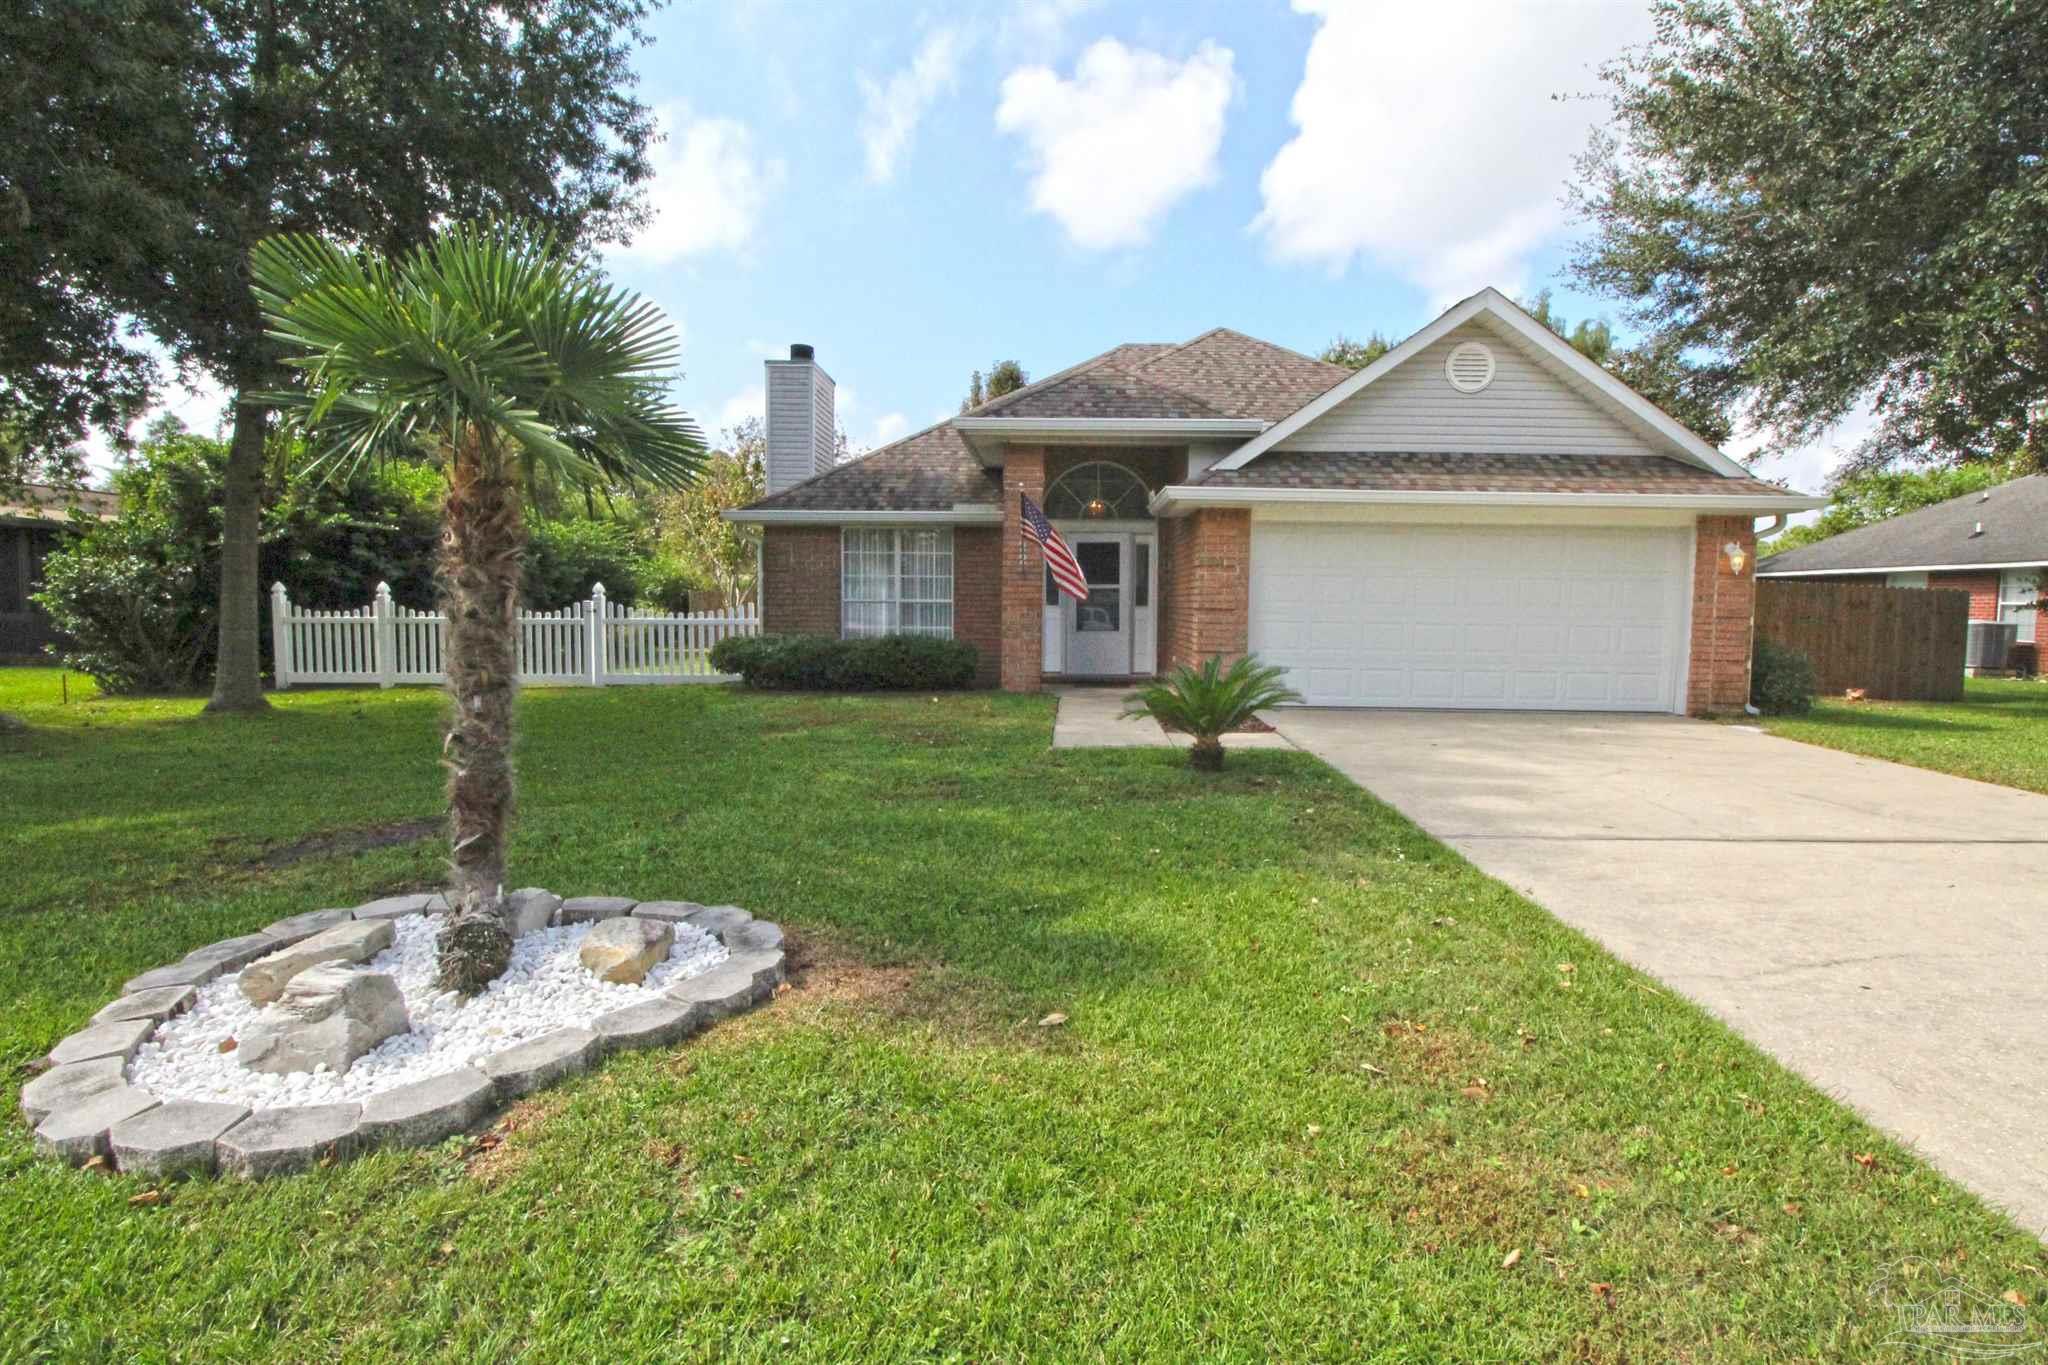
[359,1067,493,1146]
[21,1056,126,1124]
[92,983,197,1027]
[262,907,355,941]
[578,916,674,985]
[239,918,395,1005]
[592,997,701,1053]
[34,1084,160,1164]
[682,904,751,937]
[481,1027,598,1100]
[216,1103,362,1177]
[507,888,561,936]
[183,933,284,972]
[665,959,764,1021]
[238,967,408,1076]
[630,900,705,924]
[354,892,435,921]
[123,958,225,994]
[725,948,787,994]
[559,895,636,924]
[722,920,784,953]
[110,1100,248,1177]
[48,1017,155,1067]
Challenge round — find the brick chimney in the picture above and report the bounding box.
[764,343,836,494]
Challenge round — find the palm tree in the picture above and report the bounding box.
[250,223,705,994]
[1123,655,1302,771]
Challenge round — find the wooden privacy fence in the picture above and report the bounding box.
[1755,579,1967,701]
[271,582,758,689]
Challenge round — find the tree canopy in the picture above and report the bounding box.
[1,0,664,708]
[1570,0,2048,469]
[962,360,1030,411]
[1319,334,1393,370]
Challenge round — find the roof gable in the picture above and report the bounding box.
[1211,289,1751,478]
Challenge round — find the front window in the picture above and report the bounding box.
[842,528,954,638]
[1043,461,1149,520]
[1998,569,2039,644]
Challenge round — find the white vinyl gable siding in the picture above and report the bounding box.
[841,528,953,638]
[1274,321,1661,458]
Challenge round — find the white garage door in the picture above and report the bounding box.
[1250,522,1690,711]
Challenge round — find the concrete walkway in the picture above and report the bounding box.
[1049,686,1296,752]
[1270,707,2048,1239]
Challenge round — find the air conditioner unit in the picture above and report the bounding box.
[1965,620,2018,673]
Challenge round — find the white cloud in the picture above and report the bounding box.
[1252,0,1652,302]
[1001,0,1102,53]
[858,28,970,184]
[616,105,783,264]
[1733,397,1882,525]
[996,38,1236,250]
[716,385,765,435]
[866,412,910,449]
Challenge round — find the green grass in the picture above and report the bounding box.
[1761,676,2048,794]
[1,666,2042,1361]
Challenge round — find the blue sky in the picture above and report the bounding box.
[127,0,1864,497]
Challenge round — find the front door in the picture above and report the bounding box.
[1064,535,1130,677]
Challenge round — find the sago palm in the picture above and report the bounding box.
[250,223,705,994]
[1123,654,1302,771]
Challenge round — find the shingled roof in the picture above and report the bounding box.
[1195,451,1803,499]
[739,422,998,514]
[1127,328,1353,422]
[1758,473,2048,574]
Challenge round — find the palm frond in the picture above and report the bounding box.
[249,222,706,492]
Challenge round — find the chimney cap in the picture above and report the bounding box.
[789,343,815,361]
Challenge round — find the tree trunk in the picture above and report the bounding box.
[1188,736,1224,772]
[203,389,272,713]
[434,426,526,996]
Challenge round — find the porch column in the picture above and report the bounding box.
[999,445,1047,691]
[1163,508,1250,669]
[1688,514,1758,716]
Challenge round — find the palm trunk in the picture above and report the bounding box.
[203,389,272,714]
[434,426,525,996]
[1188,736,1224,772]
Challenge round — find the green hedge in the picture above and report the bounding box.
[710,633,979,690]
[1751,638,1819,715]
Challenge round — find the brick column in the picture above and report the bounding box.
[999,446,1047,691]
[1688,515,1758,715]
[1160,508,1251,669]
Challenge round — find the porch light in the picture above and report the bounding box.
[1723,541,1747,575]
[1084,497,1109,519]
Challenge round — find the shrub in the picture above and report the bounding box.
[714,633,979,690]
[1751,639,1818,715]
[522,517,647,608]
[1122,654,1302,771]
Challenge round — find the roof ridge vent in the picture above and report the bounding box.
[1971,520,1985,537]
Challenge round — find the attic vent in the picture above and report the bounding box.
[1444,341,1496,394]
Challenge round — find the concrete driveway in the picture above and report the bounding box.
[1271,708,2048,1238]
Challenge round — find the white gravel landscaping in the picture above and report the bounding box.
[128,914,729,1108]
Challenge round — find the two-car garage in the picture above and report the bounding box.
[1248,520,1693,712]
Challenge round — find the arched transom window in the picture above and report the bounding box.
[1043,461,1149,520]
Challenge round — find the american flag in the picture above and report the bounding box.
[1020,492,1088,601]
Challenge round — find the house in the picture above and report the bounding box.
[727,290,1821,714]
[1,483,119,662]
[1757,474,2044,664]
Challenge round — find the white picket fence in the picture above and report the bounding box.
[270,582,758,689]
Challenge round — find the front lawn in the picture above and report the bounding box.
[2,667,2042,1360]
[1762,676,2048,794]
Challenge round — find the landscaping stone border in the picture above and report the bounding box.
[24,894,783,1178]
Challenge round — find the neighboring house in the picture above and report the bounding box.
[1757,474,2045,655]
[0,483,119,662]
[727,290,1820,715]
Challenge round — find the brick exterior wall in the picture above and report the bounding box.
[760,526,841,637]
[953,526,1002,687]
[1159,508,1251,671]
[999,446,1048,690]
[1928,570,2002,621]
[761,523,1002,687]
[1687,515,1757,715]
